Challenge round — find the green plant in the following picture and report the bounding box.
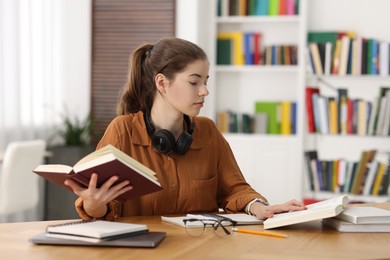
[58,113,94,146]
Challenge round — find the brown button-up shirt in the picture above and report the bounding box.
[76,111,266,219]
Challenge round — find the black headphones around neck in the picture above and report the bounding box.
[143,112,194,155]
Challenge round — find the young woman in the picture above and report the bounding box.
[65,37,305,221]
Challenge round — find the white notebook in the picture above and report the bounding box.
[46,220,148,243]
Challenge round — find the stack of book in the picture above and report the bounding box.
[260,194,390,233]
[30,220,166,248]
[322,206,390,232]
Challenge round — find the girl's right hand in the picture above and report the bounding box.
[64,173,133,218]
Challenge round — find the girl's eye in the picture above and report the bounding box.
[190,81,207,86]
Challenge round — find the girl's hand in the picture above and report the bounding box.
[64,173,133,218]
[251,199,307,220]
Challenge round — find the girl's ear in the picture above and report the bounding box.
[155,73,168,93]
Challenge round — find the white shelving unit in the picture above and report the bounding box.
[198,0,307,204]
[197,0,390,204]
[303,0,390,202]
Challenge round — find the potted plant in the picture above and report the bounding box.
[48,111,95,165]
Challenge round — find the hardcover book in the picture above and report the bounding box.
[322,218,390,233]
[255,101,280,134]
[263,194,349,229]
[336,206,390,224]
[33,144,162,201]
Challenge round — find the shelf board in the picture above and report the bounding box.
[216,16,300,24]
[223,133,300,143]
[216,65,300,73]
[303,191,390,203]
[307,74,390,80]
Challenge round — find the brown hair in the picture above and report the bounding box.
[116,37,208,115]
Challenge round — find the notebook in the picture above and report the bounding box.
[45,220,148,243]
[29,231,166,248]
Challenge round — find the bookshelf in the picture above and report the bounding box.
[303,0,390,202]
[196,0,390,204]
[198,0,307,204]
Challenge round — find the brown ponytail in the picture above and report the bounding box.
[116,37,208,115]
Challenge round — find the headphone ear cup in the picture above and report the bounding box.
[152,129,176,154]
[175,132,193,155]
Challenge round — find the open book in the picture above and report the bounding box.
[263,194,350,229]
[45,220,149,243]
[33,144,162,200]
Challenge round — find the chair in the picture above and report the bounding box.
[0,140,46,222]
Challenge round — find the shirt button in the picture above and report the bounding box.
[167,157,172,160]
[171,183,176,188]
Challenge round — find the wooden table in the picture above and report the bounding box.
[1,203,390,260]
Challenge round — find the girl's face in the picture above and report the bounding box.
[162,59,209,117]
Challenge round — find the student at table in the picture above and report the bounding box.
[65,37,306,221]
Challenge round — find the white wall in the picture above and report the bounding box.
[308,0,390,41]
[60,0,91,120]
[175,0,215,119]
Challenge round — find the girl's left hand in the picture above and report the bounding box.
[251,199,307,220]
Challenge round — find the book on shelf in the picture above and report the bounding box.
[380,41,390,76]
[304,150,319,192]
[350,150,377,194]
[280,101,292,135]
[380,90,390,136]
[328,97,338,134]
[304,149,389,196]
[45,220,149,243]
[308,43,323,75]
[263,194,349,229]
[255,101,280,134]
[337,88,348,135]
[322,218,390,233]
[216,38,232,65]
[254,113,268,134]
[218,0,299,17]
[33,144,162,201]
[161,213,263,228]
[307,31,389,76]
[217,32,244,65]
[305,86,320,133]
[304,85,390,137]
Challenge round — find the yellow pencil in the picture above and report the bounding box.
[232,228,288,238]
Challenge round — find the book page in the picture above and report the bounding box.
[306,194,349,210]
[34,164,73,174]
[75,144,157,179]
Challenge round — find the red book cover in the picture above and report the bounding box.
[346,99,354,134]
[306,87,320,133]
[33,144,163,201]
[279,0,287,15]
[253,32,262,65]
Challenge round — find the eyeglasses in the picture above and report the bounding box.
[183,216,237,239]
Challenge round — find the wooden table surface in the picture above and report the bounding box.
[1,203,390,260]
